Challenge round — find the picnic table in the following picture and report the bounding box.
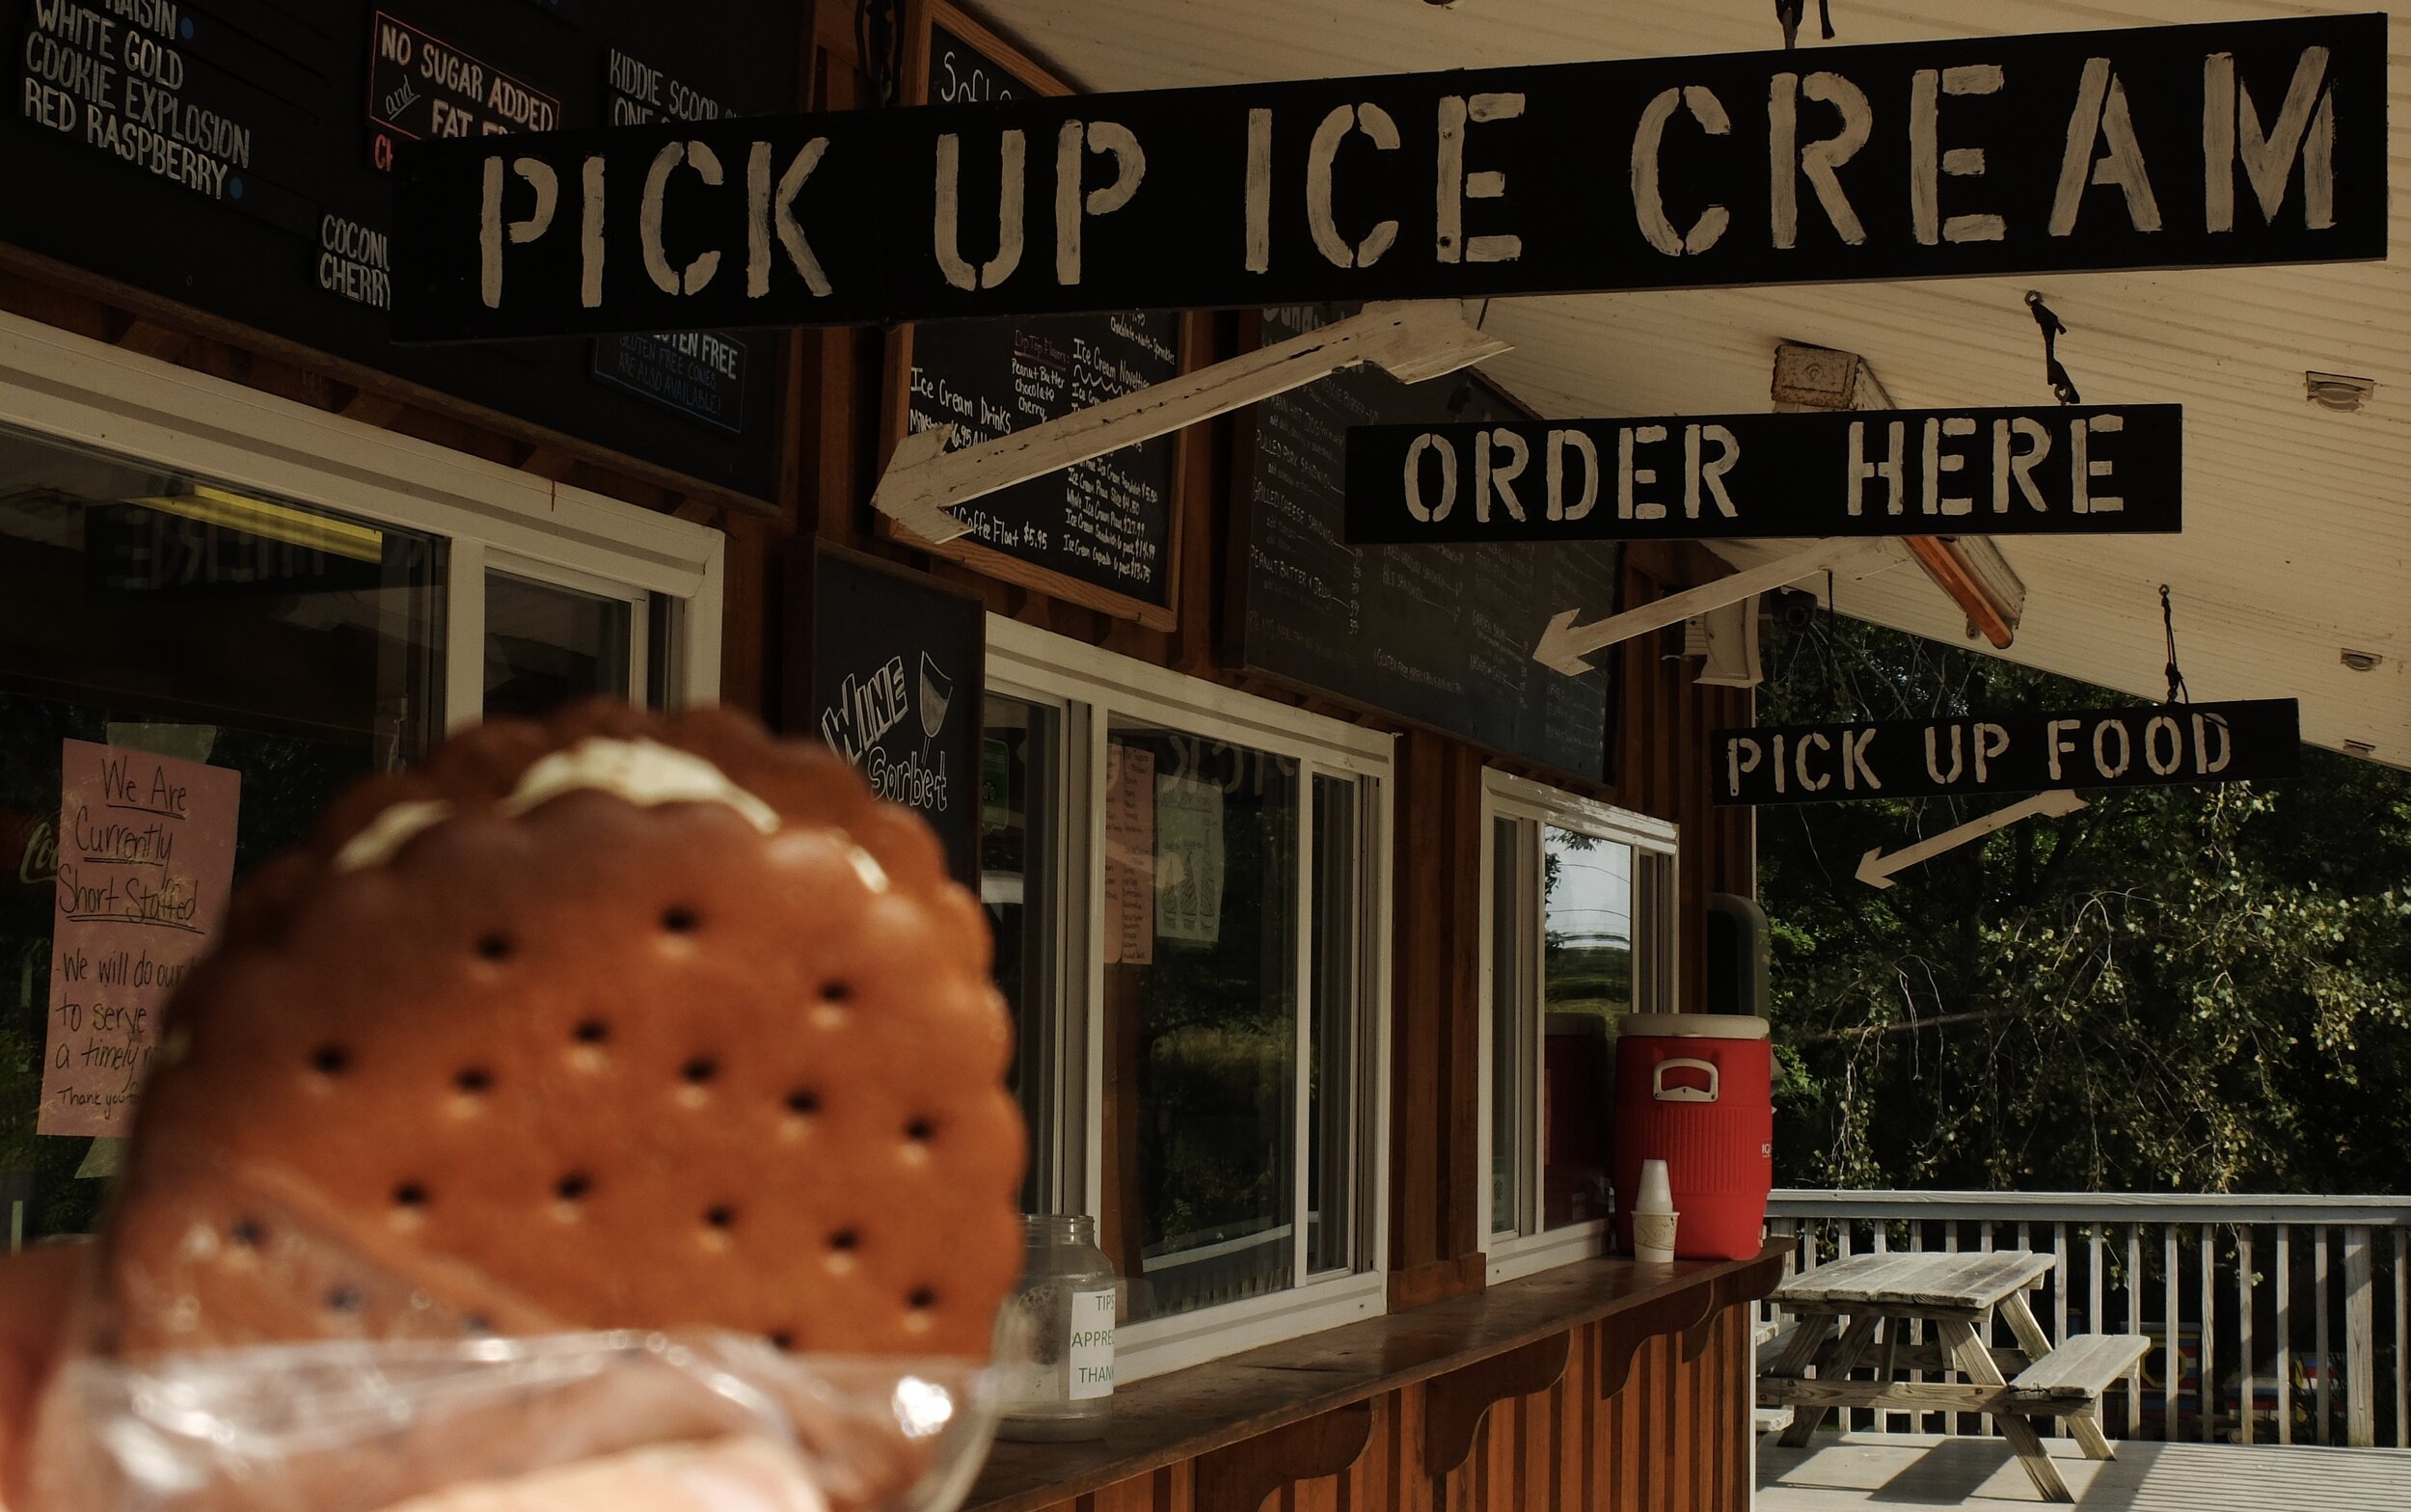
[1757,1250,2149,1503]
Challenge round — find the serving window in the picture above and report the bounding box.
[1480,770,1677,1283]
[984,619,1393,1378]
[0,314,722,1248]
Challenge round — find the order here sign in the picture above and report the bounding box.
[390,14,2386,339]
[1712,699,2300,806]
[1341,405,2181,542]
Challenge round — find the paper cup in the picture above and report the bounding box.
[1633,1210,1680,1263]
[1636,1159,1673,1212]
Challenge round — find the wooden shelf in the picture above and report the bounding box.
[965,1243,1789,1512]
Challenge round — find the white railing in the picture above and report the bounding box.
[1765,1191,2411,1450]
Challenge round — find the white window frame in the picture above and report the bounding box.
[1478,769,1677,1285]
[987,616,1394,1381]
[0,310,723,730]
[477,553,658,717]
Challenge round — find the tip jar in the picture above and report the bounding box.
[995,1213,1118,1441]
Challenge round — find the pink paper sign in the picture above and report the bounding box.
[41,741,241,1137]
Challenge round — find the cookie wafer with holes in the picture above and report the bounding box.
[95,700,1026,1364]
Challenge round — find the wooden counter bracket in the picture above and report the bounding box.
[1193,1398,1375,1512]
[872,301,1508,543]
[1423,1332,1572,1480]
[1596,1285,1718,1399]
[1682,1247,1791,1363]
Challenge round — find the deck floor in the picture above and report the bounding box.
[1756,1432,2411,1511]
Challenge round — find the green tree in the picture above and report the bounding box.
[1759,616,2411,1195]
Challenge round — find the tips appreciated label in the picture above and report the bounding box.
[1068,1286,1118,1400]
[41,740,240,1137]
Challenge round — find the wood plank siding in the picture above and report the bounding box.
[1000,1303,1758,1512]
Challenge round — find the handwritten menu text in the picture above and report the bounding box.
[41,740,239,1137]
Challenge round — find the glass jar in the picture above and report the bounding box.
[995,1213,1118,1441]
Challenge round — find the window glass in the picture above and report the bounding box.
[1102,721,1298,1324]
[644,590,677,710]
[1542,826,1629,1228]
[0,428,442,1244]
[982,694,1059,1214]
[1488,816,1525,1236]
[483,571,630,717]
[1307,774,1357,1276]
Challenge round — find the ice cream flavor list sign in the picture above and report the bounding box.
[41,740,239,1136]
[1102,745,1154,967]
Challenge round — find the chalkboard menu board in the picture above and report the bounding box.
[785,544,985,888]
[879,4,1188,630]
[1233,307,1624,782]
[4,0,796,502]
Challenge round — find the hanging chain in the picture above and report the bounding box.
[2025,291,2082,404]
[856,0,904,108]
[1776,0,1836,48]
[2159,584,2190,705]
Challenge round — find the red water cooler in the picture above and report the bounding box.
[1612,1014,1773,1261]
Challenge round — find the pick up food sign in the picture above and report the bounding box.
[1713,700,2300,806]
[390,14,2386,338]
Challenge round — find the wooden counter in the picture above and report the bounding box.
[967,1242,1788,1512]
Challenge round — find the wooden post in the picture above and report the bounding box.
[2317,1229,2333,1443]
[2276,1224,2292,1445]
[2162,1226,2178,1443]
[2238,1228,2256,1445]
[2200,1223,2215,1445]
[2345,1226,2375,1447]
[2396,1227,2409,1449]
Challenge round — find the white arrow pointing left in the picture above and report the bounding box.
[1856,789,2089,890]
[875,301,1508,545]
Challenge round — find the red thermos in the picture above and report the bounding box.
[1612,1014,1773,1261]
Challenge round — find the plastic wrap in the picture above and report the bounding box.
[34,1329,1002,1512]
[26,1086,1022,1511]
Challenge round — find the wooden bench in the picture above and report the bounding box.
[2004,1334,2153,1415]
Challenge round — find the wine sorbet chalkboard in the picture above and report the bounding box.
[880,7,1187,629]
[2,0,795,502]
[786,544,985,888]
[1233,307,1624,782]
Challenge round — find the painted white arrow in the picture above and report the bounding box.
[873,301,1510,544]
[1533,536,1907,677]
[1856,788,2089,890]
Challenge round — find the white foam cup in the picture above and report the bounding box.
[1635,1158,1674,1214]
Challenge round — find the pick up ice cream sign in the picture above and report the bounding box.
[390,14,2386,338]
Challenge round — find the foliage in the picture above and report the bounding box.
[1759,614,2411,1196]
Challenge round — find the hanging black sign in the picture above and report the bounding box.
[784,544,985,887]
[1342,404,2180,542]
[1712,698,2299,806]
[391,14,2385,339]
